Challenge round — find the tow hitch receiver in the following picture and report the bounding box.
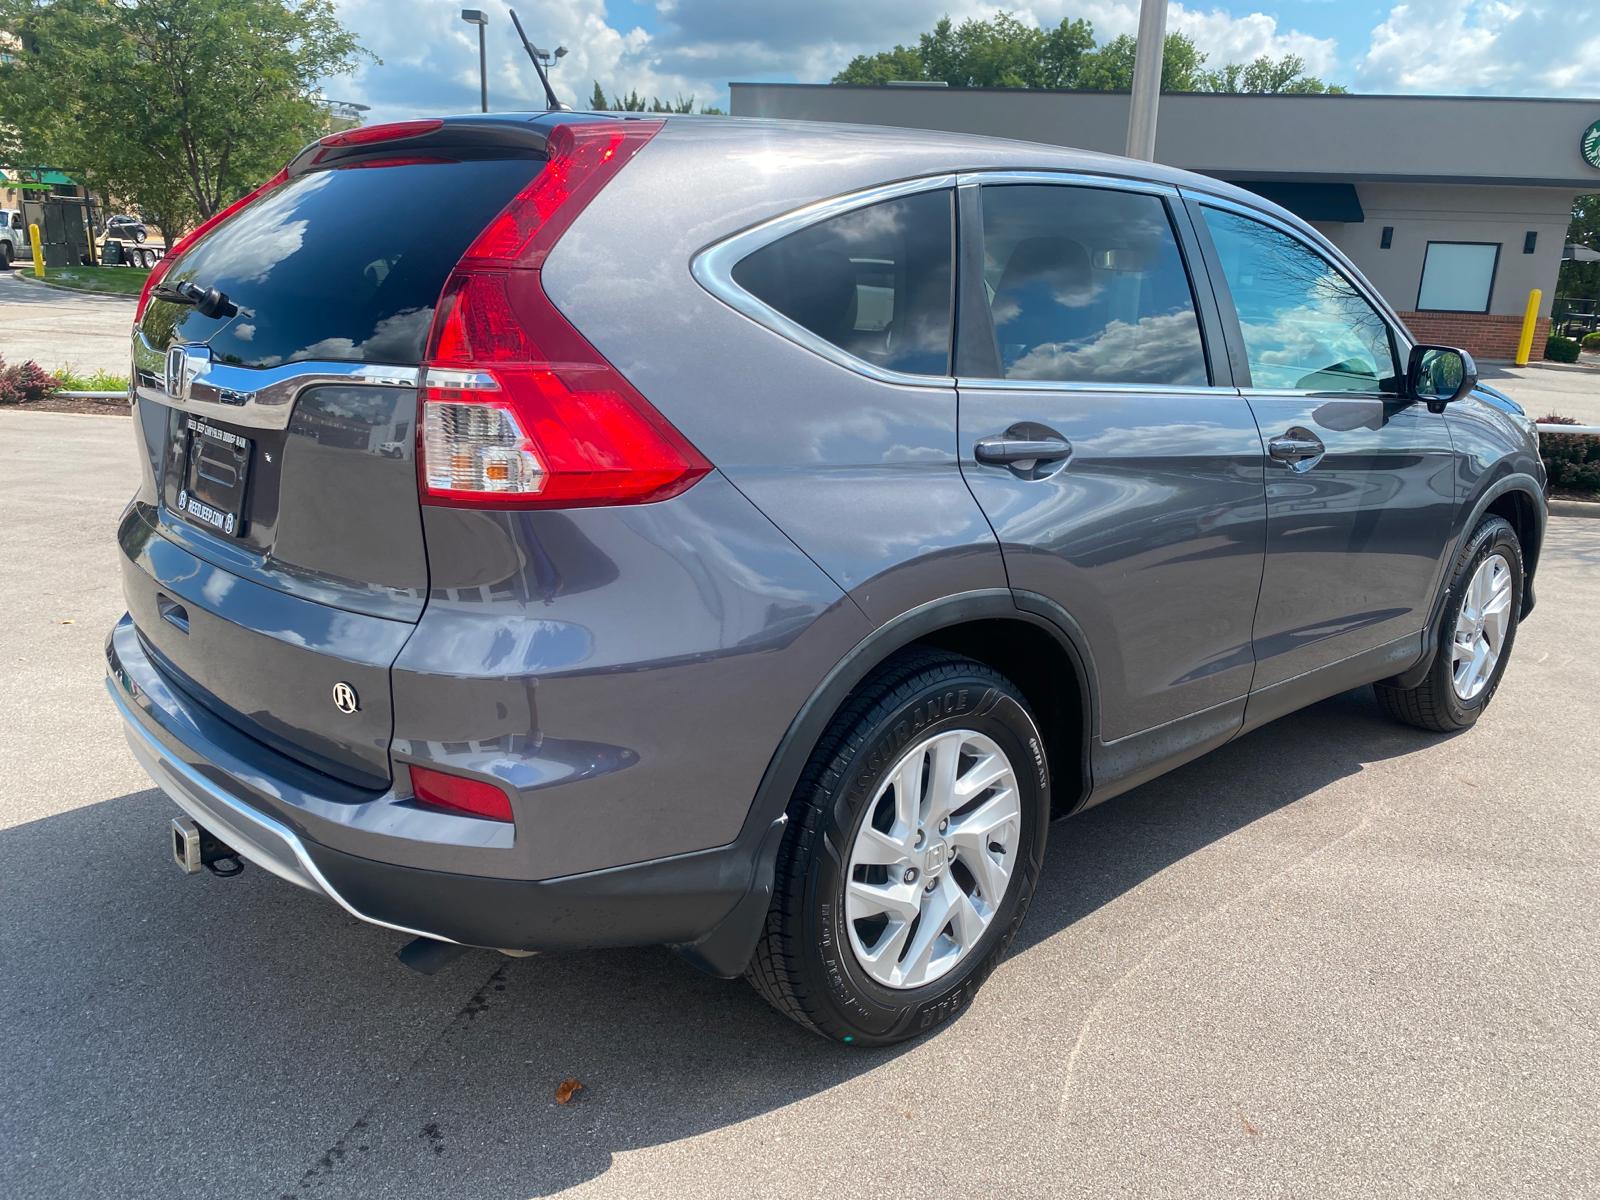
[171,817,243,876]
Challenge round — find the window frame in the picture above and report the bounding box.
[1415,240,1501,315]
[1188,192,1409,397]
[692,175,960,387]
[952,171,1232,393]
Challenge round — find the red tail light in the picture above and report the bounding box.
[409,764,514,823]
[418,119,710,510]
[135,168,288,320]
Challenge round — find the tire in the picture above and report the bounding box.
[0,242,11,269]
[1376,515,1523,733]
[747,649,1050,1044]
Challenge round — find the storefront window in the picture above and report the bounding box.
[1417,242,1500,313]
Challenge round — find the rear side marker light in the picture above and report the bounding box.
[418,119,710,510]
[409,764,514,823]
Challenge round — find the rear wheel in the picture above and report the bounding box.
[747,650,1049,1044]
[0,242,12,269]
[1376,515,1523,732]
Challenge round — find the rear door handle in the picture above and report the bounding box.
[974,434,1073,465]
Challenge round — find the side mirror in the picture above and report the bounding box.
[1407,344,1477,414]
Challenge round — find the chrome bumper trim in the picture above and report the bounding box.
[107,678,459,945]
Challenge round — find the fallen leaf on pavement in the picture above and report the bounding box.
[1239,1111,1261,1136]
[555,1078,583,1104]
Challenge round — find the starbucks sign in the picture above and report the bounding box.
[1585,119,1600,169]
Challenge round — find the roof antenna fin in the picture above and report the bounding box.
[508,8,568,111]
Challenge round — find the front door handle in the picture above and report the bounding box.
[1268,428,1326,470]
[974,433,1073,466]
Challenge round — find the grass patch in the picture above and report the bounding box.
[51,364,131,392]
[35,265,151,297]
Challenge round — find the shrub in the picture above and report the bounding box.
[0,356,61,405]
[1544,335,1581,363]
[1583,331,1600,352]
[1537,413,1600,497]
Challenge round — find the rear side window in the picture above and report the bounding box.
[141,157,541,369]
[731,190,954,376]
[977,184,1208,387]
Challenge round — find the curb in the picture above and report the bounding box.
[1549,499,1600,519]
[6,271,142,301]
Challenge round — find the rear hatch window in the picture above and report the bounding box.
[125,153,543,788]
[140,156,540,365]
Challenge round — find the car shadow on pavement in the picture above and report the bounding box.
[0,686,1443,1200]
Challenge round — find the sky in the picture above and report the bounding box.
[322,0,1600,123]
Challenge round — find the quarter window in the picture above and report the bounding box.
[976,184,1208,387]
[1202,206,1398,393]
[731,190,954,376]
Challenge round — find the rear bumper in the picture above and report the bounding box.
[107,615,784,972]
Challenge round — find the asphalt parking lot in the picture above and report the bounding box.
[0,270,137,374]
[1,407,1596,1199]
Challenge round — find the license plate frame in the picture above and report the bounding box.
[177,416,252,538]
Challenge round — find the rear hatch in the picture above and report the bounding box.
[124,128,548,789]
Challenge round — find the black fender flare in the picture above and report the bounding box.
[677,588,1098,977]
[1388,471,1545,691]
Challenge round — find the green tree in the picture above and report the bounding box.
[1557,194,1600,304]
[588,83,721,114]
[0,0,367,239]
[1076,32,1207,92]
[1203,54,1348,94]
[833,44,926,85]
[831,11,1343,96]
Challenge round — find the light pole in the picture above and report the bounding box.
[1124,0,1169,161]
[461,9,488,113]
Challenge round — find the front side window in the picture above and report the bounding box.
[731,190,954,376]
[1202,206,1398,393]
[976,184,1208,387]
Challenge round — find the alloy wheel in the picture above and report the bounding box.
[843,729,1021,989]
[1451,551,1513,701]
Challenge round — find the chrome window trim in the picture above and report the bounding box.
[955,376,1239,396]
[1184,189,1416,357]
[692,174,959,389]
[955,169,1179,198]
[132,328,420,430]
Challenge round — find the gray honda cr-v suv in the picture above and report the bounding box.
[108,112,1546,1044]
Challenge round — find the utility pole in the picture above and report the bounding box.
[461,9,489,113]
[1124,0,1168,161]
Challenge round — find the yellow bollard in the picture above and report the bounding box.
[1514,288,1541,366]
[27,223,45,278]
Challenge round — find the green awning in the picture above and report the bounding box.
[0,168,76,186]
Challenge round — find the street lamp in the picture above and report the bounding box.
[461,9,488,113]
[531,43,568,71]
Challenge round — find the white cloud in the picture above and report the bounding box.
[318,0,1597,127]
[324,1,1348,121]
[1358,0,1600,95]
